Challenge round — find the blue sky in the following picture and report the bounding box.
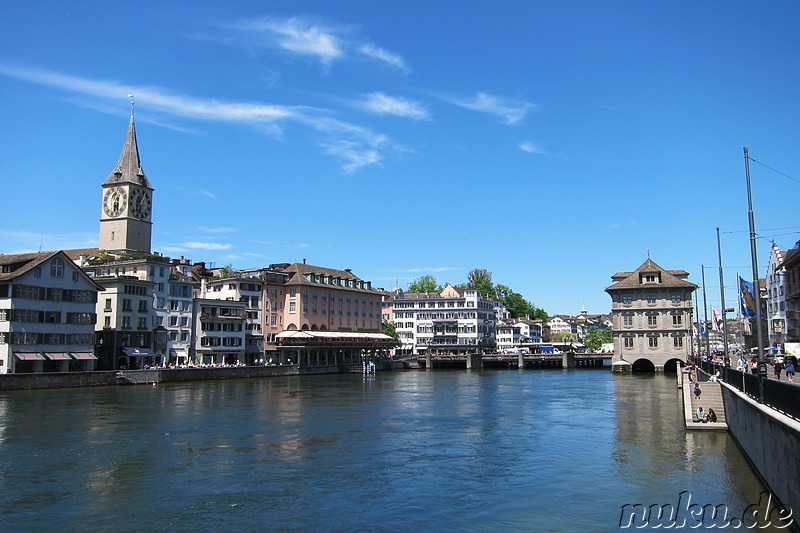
[1,1,799,316]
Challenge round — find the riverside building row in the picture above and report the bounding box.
[0,111,393,373]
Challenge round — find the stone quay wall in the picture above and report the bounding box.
[0,371,119,391]
[721,383,800,517]
[0,365,351,391]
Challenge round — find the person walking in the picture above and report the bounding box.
[785,360,795,384]
[774,359,783,380]
[694,383,702,399]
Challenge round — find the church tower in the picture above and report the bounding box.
[98,106,154,255]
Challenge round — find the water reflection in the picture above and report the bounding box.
[0,370,779,531]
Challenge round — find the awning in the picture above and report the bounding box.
[44,352,72,360]
[70,352,98,360]
[122,348,158,357]
[15,352,45,361]
[170,349,188,360]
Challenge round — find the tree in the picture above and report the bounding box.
[495,284,549,319]
[530,308,549,320]
[464,268,496,298]
[408,275,442,293]
[551,332,575,343]
[219,263,234,278]
[584,329,613,351]
[457,267,549,318]
[382,321,400,346]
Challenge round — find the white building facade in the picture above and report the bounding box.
[393,284,497,356]
[0,251,100,373]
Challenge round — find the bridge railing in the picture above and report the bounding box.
[696,359,800,421]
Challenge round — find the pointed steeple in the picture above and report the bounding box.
[102,112,152,188]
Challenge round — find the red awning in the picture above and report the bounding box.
[70,352,98,360]
[44,352,71,360]
[15,352,45,361]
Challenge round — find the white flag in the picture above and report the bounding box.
[712,307,724,332]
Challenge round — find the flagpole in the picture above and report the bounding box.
[744,147,767,380]
[717,227,731,367]
[737,272,743,357]
[693,290,701,361]
[702,265,709,357]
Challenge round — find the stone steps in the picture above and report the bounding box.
[682,372,728,430]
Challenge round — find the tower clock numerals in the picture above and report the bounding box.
[129,188,152,219]
[103,187,127,217]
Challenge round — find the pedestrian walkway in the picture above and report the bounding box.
[682,371,728,430]
[767,369,798,385]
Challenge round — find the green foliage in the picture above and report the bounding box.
[408,275,442,293]
[584,329,613,351]
[465,268,496,298]
[219,263,234,278]
[461,273,548,319]
[551,332,576,343]
[382,321,400,346]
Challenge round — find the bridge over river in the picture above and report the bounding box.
[415,352,611,370]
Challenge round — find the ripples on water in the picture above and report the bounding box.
[0,370,776,531]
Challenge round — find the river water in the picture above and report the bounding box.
[0,369,783,531]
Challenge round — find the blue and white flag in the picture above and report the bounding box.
[739,276,756,318]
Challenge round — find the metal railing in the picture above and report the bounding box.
[697,359,800,420]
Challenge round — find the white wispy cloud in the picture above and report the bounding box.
[233,16,344,65]
[182,242,233,250]
[519,141,545,154]
[0,63,298,125]
[199,226,236,233]
[359,92,429,120]
[323,140,383,173]
[225,16,407,71]
[359,43,408,70]
[0,63,390,173]
[446,92,537,125]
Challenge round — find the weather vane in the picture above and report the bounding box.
[128,93,135,118]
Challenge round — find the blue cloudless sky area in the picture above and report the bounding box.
[1,1,798,316]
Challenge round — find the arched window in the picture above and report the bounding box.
[51,258,65,278]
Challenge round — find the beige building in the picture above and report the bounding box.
[606,258,696,372]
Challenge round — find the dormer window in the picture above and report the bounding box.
[641,272,660,284]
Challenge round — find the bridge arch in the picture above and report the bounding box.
[631,358,656,373]
[663,358,684,374]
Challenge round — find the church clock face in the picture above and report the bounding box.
[129,188,151,219]
[103,187,127,217]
